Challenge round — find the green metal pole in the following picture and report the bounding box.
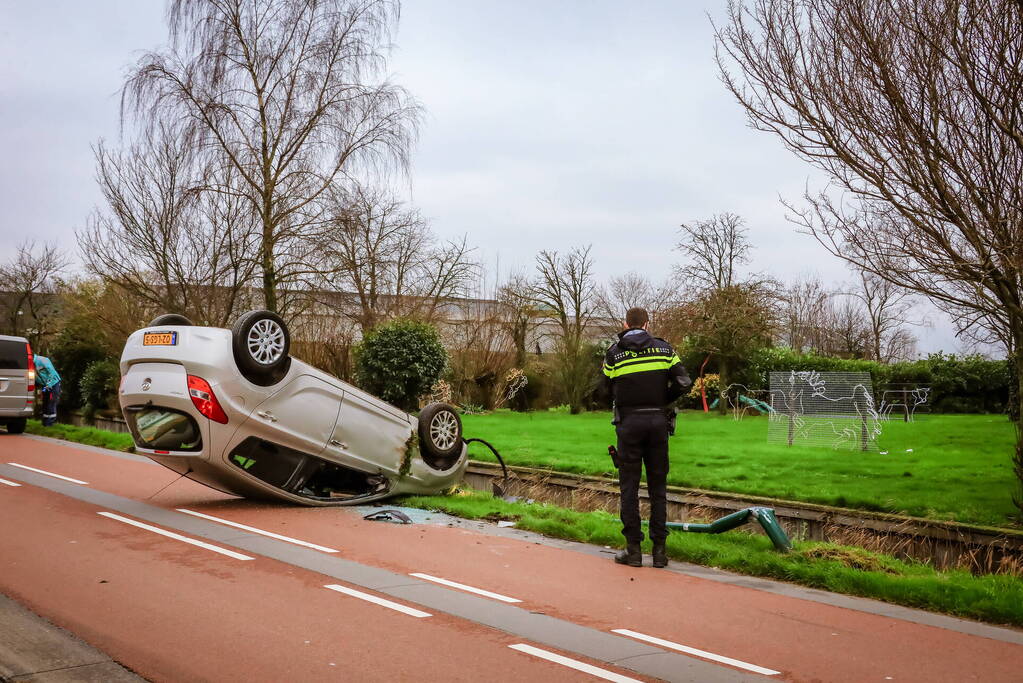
[661,507,792,553]
[664,508,750,533]
[750,507,793,552]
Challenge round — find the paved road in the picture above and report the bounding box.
[1,433,1021,682]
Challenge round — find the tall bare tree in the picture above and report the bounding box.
[716,0,1023,510]
[596,271,662,335]
[674,212,751,292]
[846,271,920,363]
[530,246,599,414]
[124,0,419,313]
[80,130,260,327]
[315,185,475,333]
[0,241,68,348]
[778,275,832,353]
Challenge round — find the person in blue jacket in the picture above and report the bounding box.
[34,355,61,426]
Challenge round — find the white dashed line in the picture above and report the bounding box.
[8,462,88,485]
[0,477,22,487]
[508,644,642,682]
[409,572,522,603]
[176,509,340,553]
[97,512,255,561]
[611,628,780,676]
[323,584,432,618]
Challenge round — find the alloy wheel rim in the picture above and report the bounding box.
[430,410,458,450]
[247,319,285,364]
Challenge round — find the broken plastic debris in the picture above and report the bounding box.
[905,448,914,452]
[497,520,516,528]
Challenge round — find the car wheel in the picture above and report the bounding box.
[418,403,463,462]
[148,313,193,326]
[232,310,291,381]
[6,418,26,434]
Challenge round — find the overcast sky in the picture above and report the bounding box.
[0,0,970,353]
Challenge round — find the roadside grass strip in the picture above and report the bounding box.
[612,628,779,676]
[176,509,340,553]
[0,477,22,487]
[507,644,641,683]
[8,462,89,485]
[401,490,1023,627]
[323,584,431,618]
[409,572,522,603]
[97,512,255,561]
[24,419,135,452]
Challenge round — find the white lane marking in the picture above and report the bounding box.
[323,584,431,618]
[508,644,641,683]
[611,628,780,676]
[409,572,522,603]
[0,477,22,487]
[97,512,255,561]
[8,462,88,485]
[176,509,340,553]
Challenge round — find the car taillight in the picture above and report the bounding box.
[26,343,35,392]
[187,375,228,424]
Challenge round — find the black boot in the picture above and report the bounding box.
[652,542,667,568]
[614,543,643,567]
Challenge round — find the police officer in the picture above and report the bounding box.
[603,307,691,568]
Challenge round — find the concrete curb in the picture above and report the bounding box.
[0,593,144,682]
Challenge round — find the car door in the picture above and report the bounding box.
[0,339,29,415]
[323,390,412,477]
[243,374,343,458]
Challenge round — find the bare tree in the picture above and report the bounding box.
[529,246,599,414]
[826,296,872,359]
[124,0,420,314]
[778,275,832,353]
[846,271,920,363]
[0,241,69,348]
[80,130,260,327]
[497,273,543,368]
[674,212,751,292]
[315,185,476,333]
[595,271,663,336]
[716,0,1023,510]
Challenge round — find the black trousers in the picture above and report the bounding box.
[616,411,669,545]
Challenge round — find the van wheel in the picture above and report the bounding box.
[6,418,26,434]
[149,314,193,326]
[232,310,291,382]
[418,403,463,463]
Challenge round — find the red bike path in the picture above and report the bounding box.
[1,434,1021,682]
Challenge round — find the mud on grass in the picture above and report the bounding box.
[401,489,1023,627]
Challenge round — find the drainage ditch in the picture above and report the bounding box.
[463,461,1023,574]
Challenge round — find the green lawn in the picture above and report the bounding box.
[25,419,135,452]
[402,490,1023,626]
[461,410,1020,527]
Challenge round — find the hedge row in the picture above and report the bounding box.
[717,348,1012,414]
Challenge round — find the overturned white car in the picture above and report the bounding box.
[118,310,467,505]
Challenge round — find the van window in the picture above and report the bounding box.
[0,340,28,370]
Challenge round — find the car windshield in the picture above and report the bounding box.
[126,407,202,452]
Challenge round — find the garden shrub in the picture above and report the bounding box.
[48,319,112,410]
[79,359,121,419]
[354,319,447,411]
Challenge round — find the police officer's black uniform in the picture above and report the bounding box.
[603,327,691,567]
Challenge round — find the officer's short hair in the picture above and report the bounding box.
[625,307,649,328]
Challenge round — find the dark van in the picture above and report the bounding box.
[0,335,34,434]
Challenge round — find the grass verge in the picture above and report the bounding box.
[461,410,1020,527]
[401,489,1023,627]
[24,419,135,452]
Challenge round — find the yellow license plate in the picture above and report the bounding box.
[143,332,178,346]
